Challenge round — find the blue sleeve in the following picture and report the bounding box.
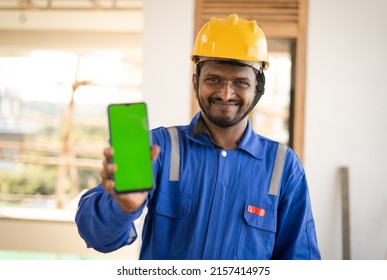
[74,128,167,254]
[75,184,146,253]
[271,154,321,260]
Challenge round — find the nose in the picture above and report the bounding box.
[218,80,234,101]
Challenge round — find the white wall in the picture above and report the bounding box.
[143,0,195,129]
[143,0,387,260]
[305,0,387,259]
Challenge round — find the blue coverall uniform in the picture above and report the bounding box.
[75,112,321,259]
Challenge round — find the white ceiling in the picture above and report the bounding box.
[0,0,143,62]
[0,0,143,32]
[0,0,142,11]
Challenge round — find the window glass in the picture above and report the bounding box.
[0,50,142,209]
[250,39,294,146]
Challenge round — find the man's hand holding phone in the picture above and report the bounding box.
[104,102,159,213]
[101,145,160,213]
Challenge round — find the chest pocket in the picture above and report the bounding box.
[237,201,277,259]
[154,190,192,218]
[152,190,193,258]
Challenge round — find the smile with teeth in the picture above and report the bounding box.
[211,98,241,106]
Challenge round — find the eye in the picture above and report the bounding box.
[204,77,220,84]
[234,80,250,88]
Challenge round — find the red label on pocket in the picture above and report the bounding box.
[247,205,266,217]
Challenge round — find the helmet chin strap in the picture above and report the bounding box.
[240,69,265,120]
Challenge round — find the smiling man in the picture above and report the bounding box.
[75,14,321,260]
[194,60,260,149]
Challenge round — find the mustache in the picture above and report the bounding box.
[209,97,241,106]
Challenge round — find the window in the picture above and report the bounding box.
[251,39,294,145]
[0,50,142,209]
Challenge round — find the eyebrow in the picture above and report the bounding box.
[203,72,252,81]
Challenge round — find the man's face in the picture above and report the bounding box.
[194,60,258,128]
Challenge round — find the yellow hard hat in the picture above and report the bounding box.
[191,14,269,70]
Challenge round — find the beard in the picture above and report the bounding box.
[197,94,250,128]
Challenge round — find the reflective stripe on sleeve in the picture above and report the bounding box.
[167,126,180,181]
[268,143,288,195]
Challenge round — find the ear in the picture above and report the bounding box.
[192,73,197,92]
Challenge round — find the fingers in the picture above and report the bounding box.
[101,145,160,197]
[103,179,116,196]
[102,145,159,181]
[104,146,114,158]
[101,147,116,194]
[101,159,116,179]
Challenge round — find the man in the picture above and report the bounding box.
[75,14,321,260]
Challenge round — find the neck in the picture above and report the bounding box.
[203,117,247,149]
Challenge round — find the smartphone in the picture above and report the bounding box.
[107,102,153,193]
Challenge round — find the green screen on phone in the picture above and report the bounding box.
[107,103,153,193]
